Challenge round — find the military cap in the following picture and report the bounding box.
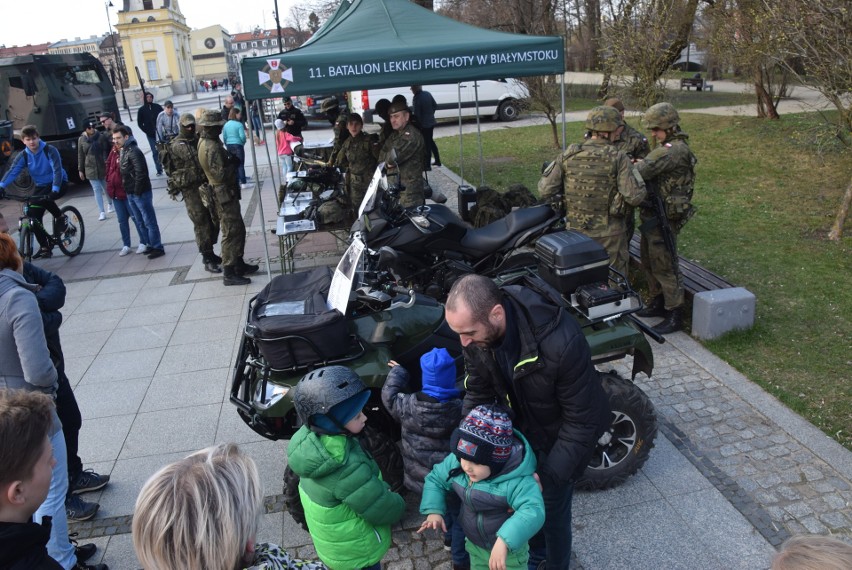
[604,98,625,112]
[584,106,622,132]
[320,97,339,113]
[179,113,196,127]
[643,102,680,130]
[388,101,409,115]
[197,109,225,127]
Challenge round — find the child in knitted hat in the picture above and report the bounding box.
[418,405,545,570]
[382,349,469,568]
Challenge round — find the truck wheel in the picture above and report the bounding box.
[498,100,520,122]
[282,424,404,531]
[577,372,657,490]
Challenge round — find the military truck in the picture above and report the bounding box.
[0,53,119,185]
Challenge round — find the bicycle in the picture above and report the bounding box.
[14,195,85,261]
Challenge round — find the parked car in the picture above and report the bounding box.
[349,79,528,123]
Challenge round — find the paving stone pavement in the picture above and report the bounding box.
[1,97,849,569]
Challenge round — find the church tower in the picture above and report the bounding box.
[115,0,195,97]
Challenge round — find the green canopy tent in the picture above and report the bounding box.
[238,0,566,276]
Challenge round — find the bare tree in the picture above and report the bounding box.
[524,75,564,147]
[759,0,852,239]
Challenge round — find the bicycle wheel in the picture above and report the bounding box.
[57,205,85,257]
[18,224,34,262]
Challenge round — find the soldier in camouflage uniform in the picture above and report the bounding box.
[164,113,222,273]
[196,110,260,286]
[635,102,697,334]
[604,98,650,160]
[538,106,647,278]
[374,99,394,149]
[322,97,350,161]
[331,113,378,211]
[378,100,427,208]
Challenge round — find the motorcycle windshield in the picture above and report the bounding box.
[358,163,386,219]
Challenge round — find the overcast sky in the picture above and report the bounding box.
[2,0,296,48]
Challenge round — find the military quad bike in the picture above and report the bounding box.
[231,231,661,528]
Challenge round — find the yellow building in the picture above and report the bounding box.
[190,25,236,84]
[114,0,195,98]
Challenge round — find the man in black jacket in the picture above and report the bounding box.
[445,274,611,570]
[136,92,164,175]
[277,97,307,138]
[112,126,165,259]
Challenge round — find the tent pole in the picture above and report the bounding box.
[247,98,274,282]
[561,73,566,151]
[474,81,483,187]
[457,83,464,184]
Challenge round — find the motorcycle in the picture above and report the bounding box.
[352,163,562,300]
[231,227,661,529]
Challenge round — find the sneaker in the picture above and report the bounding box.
[71,469,111,495]
[73,542,97,562]
[136,244,148,254]
[443,535,452,551]
[241,182,253,190]
[430,190,448,204]
[98,211,106,221]
[33,246,53,259]
[107,203,114,214]
[65,495,99,522]
[146,248,165,259]
[119,246,132,256]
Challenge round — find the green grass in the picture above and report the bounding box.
[437,111,852,450]
[532,83,754,113]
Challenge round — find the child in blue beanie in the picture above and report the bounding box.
[382,348,470,569]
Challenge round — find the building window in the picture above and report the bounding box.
[240,42,246,49]
[146,59,159,80]
[262,40,267,46]
[251,41,257,47]
[143,0,153,9]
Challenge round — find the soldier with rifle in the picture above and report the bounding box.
[635,102,697,334]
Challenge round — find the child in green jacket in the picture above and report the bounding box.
[287,366,405,570]
[419,405,545,570]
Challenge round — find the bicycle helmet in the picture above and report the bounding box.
[293,366,370,435]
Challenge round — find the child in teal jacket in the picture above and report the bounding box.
[287,366,405,570]
[419,405,545,570]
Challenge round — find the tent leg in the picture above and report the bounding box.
[561,74,566,151]
[247,98,274,282]
[474,81,484,187]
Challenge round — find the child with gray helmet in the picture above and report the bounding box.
[287,366,405,570]
[419,405,545,570]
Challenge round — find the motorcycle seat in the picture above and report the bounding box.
[461,205,554,255]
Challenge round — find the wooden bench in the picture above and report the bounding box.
[628,233,755,338]
[680,77,705,91]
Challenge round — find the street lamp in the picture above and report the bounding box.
[105,0,130,122]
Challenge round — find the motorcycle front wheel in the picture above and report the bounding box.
[282,424,404,531]
[578,372,657,490]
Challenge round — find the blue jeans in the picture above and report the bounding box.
[35,427,76,569]
[528,481,574,570]
[89,178,109,213]
[281,154,294,177]
[146,133,163,174]
[227,143,247,184]
[251,113,263,139]
[445,494,470,567]
[113,198,144,247]
[127,191,163,250]
[361,564,381,570]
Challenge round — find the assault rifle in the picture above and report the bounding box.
[639,182,679,271]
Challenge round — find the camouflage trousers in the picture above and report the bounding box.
[399,182,425,209]
[640,223,684,309]
[181,186,220,255]
[595,230,630,281]
[209,184,246,267]
[348,171,373,211]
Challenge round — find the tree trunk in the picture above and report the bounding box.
[754,70,780,120]
[828,177,852,241]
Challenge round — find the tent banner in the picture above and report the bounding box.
[242,40,564,99]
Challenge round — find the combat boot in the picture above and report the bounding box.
[637,294,666,317]
[235,257,260,276]
[223,265,251,286]
[209,252,223,264]
[653,307,684,334]
[202,253,222,274]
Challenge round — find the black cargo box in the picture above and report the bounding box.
[248,267,350,369]
[535,230,610,295]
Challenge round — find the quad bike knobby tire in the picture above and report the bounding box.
[577,372,657,490]
[282,424,404,531]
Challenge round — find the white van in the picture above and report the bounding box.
[349,79,528,124]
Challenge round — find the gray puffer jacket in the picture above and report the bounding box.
[381,366,463,494]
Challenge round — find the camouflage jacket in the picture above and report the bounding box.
[197,128,238,189]
[615,121,649,160]
[166,132,207,191]
[379,123,426,194]
[636,132,697,224]
[333,132,378,176]
[330,110,351,160]
[538,138,646,237]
